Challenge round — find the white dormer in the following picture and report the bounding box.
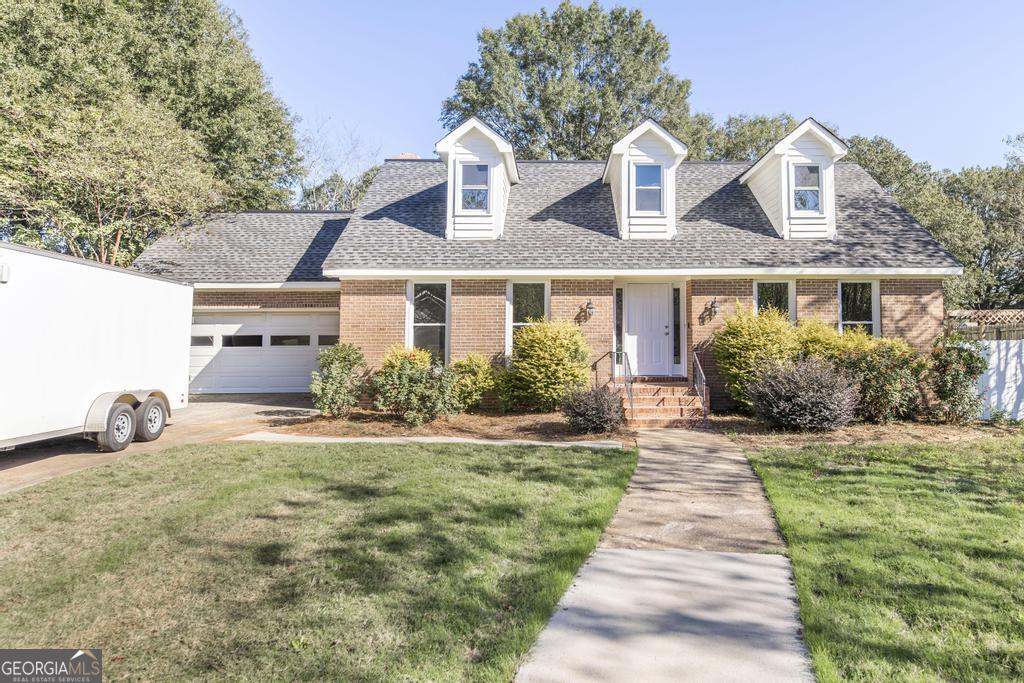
[435,117,520,240]
[739,118,847,240]
[602,120,687,239]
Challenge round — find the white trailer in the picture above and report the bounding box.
[0,242,192,451]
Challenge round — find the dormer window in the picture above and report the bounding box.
[793,164,822,213]
[633,164,663,214]
[460,163,490,212]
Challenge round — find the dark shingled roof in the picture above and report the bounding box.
[134,160,959,283]
[322,159,959,272]
[134,211,350,282]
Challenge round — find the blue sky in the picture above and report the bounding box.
[226,0,1024,171]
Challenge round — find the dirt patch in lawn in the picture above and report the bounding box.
[714,413,1022,451]
[275,410,639,447]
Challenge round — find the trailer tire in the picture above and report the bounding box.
[97,403,136,452]
[134,396,167,442]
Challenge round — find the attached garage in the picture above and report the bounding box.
[189,312,340,393]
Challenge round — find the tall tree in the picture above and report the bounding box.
[846,135,1024,309]
[441,1,710,160]
[706,114,800,161]
[0,0,301,264]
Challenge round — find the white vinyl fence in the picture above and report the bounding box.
[978,340,1024,420]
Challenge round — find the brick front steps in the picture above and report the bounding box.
[610,380,706,428]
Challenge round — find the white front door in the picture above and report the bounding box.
[625,283,671,375]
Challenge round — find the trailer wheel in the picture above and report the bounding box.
[134,397,167,442]
[97,403,135,452]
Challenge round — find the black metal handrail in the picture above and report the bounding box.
[692,351,710,426]
[590,350,634,413]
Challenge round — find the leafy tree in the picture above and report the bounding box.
[706,114,800,161]
[0,95,217,265]
[441,1,709,160]
[846,135,1016,309]
[0,0,301,264]
[940,164,1024,308]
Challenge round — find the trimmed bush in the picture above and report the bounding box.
[748,357,859,431]
[380,344,432,370]
[796,319,878,359]
[450,354,497,409]
[502,320,591,411]
[837,341,928,423]
[370,358,462,426]
[561,387,625,434]
[309,343,367,417]
[930,335,988,424]
[712,308,798,409]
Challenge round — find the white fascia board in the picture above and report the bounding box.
[324,266,962,280]
[739,117,848,185]
[192,281,340,290]
[602,119,688,183]
[435,116,520,184]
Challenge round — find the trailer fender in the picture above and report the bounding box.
[84,390,171,433]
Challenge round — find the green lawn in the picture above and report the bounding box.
[0,442,635,681]
[750,436,1024,682]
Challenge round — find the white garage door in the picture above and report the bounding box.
[189,312,340,393]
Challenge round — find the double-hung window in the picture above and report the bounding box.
[754,281,795,320]
[460,163,489,212]
[839,282,877,335]
[411,283,448,362]
[510,282,547,352]
[793,164,821,213]
[633,164,662,213]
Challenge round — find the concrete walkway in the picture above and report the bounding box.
[516,429,813,683]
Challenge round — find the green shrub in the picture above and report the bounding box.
[748,357,859,431]
[370,359,462,426]
[796,319,878,359]
[502,320,591,411]
[450,354,497,410]
[837,341,928,423]
[380,344,432,370]
[561,386,625,434]
[309,343,367,417]
[930,335,988,424]
[712,308,798,409]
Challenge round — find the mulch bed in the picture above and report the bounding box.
[275,409,639,448]
[712,413,1021,451]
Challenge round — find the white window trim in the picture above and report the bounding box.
[838,280,881,336]
[406,280,451,363]
[630,162,665,217]
[456,161,491,216]
[505,280,550,357]
[790,162,824,217]
[752,280,797,322]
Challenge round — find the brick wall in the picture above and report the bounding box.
[795,280,839,324]
[193,289,339,309]
[687,279,754,407]
[880,279,944,351]
[550,279,614,380]
[339,280,406,368]
[450,279,506,363]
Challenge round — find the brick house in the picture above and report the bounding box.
[135,117,959,419]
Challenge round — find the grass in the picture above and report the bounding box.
[749,436,1024,681]
[0,441,636,681]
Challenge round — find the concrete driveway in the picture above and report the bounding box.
[0,394,316,495]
